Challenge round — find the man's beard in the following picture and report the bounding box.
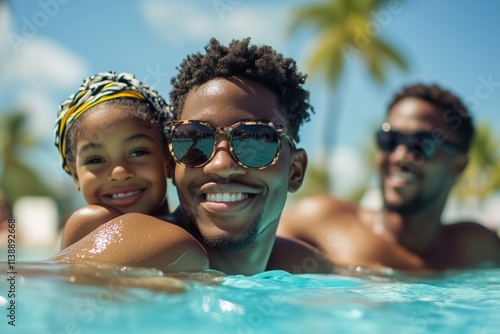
[202,224,259,252]
[385,199,425,215]
[187,212,262,252]
[383,187,442,215]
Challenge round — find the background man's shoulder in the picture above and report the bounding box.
[284,195,359,219]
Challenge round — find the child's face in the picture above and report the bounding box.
[70,104,171,215]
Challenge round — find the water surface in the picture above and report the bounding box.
[0,262,498,333]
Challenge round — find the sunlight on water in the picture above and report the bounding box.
[0,262,498,333]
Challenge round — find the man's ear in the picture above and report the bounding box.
[453,153,468,176]
[288,148,307,193]
[165,152,175,179]
[165,152,177,187]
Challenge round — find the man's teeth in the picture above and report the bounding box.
[206,193,248,203]
[110,190,141,199]
[388,170,417,181]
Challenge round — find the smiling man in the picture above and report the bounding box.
[54,38,332,275]
[278,83,500,271]
[162,38,332,275]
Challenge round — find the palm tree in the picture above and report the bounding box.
[0,112,56,202]
[288,0,409,193]
[452,123,500,204]
[291,123,378,203]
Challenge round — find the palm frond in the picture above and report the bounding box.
[287,2,339,35]
[453,122,500,200]
[375,38,409,71]
[288,0,411,193]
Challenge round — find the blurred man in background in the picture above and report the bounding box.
[278,83,500,271]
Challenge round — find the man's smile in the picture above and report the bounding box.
[204,192,249,203]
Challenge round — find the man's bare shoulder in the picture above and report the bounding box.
[282,195,359,223]
[267,236,333,274]
[444,221,500,240]
[443,221,500,266]
[278,195,360,238]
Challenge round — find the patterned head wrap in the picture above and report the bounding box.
[54,71,172,174]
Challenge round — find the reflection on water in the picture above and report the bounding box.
[0,260,498,334]
[0,242,60,261]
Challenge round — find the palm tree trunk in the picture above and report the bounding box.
[320,89,341,194]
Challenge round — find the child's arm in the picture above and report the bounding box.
[53,213,209,273]
[60,205,123,249]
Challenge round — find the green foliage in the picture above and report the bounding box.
[289,0,409,89]
[0,112,56,202]
[289,0,409,194]
[453,122,500,200]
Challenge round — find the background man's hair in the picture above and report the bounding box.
[388,83,474,152]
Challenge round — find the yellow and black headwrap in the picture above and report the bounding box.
[54,71,172,174]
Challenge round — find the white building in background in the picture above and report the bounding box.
[13,196,59,248]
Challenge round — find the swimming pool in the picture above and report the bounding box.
[1,262,498,334]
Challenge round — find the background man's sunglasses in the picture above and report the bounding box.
[376,124,464,159]
[164,120,297,169]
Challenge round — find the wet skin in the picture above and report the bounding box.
[278,96,500,270]
[60,103,172,249]
[172,76,307,274]
[56,77,331,276]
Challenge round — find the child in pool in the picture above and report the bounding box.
[55,72,192,250]
[54,72,208,272]
[54,38,335,275]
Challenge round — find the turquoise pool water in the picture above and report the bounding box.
[0,262,499,333]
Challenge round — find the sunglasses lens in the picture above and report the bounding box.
[412,133,435,158]
[376,130,397,152]
[171,123,214,167]
[376,129,438,159]
[232,124,280,168]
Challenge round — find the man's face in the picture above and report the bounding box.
[376,97,466,214]
[172,77,305,251]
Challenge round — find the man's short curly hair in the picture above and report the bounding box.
[387,83,475,152]
[170,37,314,142]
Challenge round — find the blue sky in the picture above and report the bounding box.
[1,0,500,208]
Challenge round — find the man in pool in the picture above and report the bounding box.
[55,38,333,275]
[278,83,500,271]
